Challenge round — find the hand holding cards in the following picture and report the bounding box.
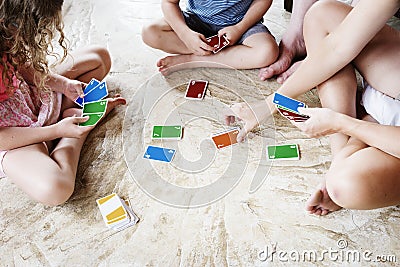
[206,34,229,53]
[77,78,109,126]
[273,93,310,122]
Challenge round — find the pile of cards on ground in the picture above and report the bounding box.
[96,193,139,231]
[143,82,306,163]
[143,79,241,163]
[76,78,109,126]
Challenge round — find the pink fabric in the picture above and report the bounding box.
[0,85,62,127]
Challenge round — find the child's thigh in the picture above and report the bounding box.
[354,25,400,98]
[3,143,73,194]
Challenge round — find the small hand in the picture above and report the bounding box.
[182,30,214,56]
[292,107,340,138]
[55,115,93,139]
[225,101,270,142]
[218,25,242,45]
[63,80,85,101]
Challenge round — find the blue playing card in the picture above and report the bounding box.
[143,146,176,163]
[83,82,108,104]
[273,92,306,114]
[75,78,101,106]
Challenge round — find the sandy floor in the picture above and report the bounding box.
[1,0,399,266]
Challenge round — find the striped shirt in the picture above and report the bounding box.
[186,0,253,26]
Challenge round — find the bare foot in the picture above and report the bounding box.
[306,183,342,216]
[104,95,126,116]
[157,55,193,75]
[258,33,306,81]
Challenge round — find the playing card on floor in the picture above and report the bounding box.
[267,144,300,160]
[96,193,139,231]
[152,125,183,140]
[185,80,208,100]
[143,145,176,163]
[211,128,239,149]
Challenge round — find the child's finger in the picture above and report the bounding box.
[78,83,85,97]
[73,116,89,124]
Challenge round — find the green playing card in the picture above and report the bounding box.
[82,100,107,114]
[152,125,182,139]
[79,113,104,126]
[267,144,299,160]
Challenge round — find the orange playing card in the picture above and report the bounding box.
[211,128,239,149]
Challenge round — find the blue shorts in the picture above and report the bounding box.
[182,11,273,44]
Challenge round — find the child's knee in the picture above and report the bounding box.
[304,0,341,29]
[36,177,75,206]
[141,22,163,48]
[90,45,112,73]
[325,165,368,209]
[253,39,279,67]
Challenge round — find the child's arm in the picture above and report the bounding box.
[219,0,273,44]
[161,0,213,55]
[18,64,84,100]
[0,116,91,151]
[295,107,400,159]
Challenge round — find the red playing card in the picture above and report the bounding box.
[206,34,230,53]
[212,128,239,149]
[277,107,309,122]
[206,35,220,49]
[185,80,208,100]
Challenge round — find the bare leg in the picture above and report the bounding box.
[142,18,192,54]
[156,33,278,75]
[3,98,126,206]
[54,45,112,83]
[326,134,400,210]
[300,1,400,215]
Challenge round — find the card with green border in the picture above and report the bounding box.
[82,100,107,114]
[152,125,183,140]
[267,144,300,160]
[79,113,104,126]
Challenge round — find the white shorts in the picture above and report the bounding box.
[362,81,400,126]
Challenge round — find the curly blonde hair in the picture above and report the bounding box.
[0,0,68,96]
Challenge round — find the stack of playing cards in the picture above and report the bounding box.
[211,127,239,149]
[206,34,230,53]
[273,93,310,122]
[76,78,109,126]
[267,144,300,160]
[96,193,139,231]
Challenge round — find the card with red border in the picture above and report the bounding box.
[211,128,239,149]
[277,106,309,122]
[206,34,230,53]
[185,80,208,100]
